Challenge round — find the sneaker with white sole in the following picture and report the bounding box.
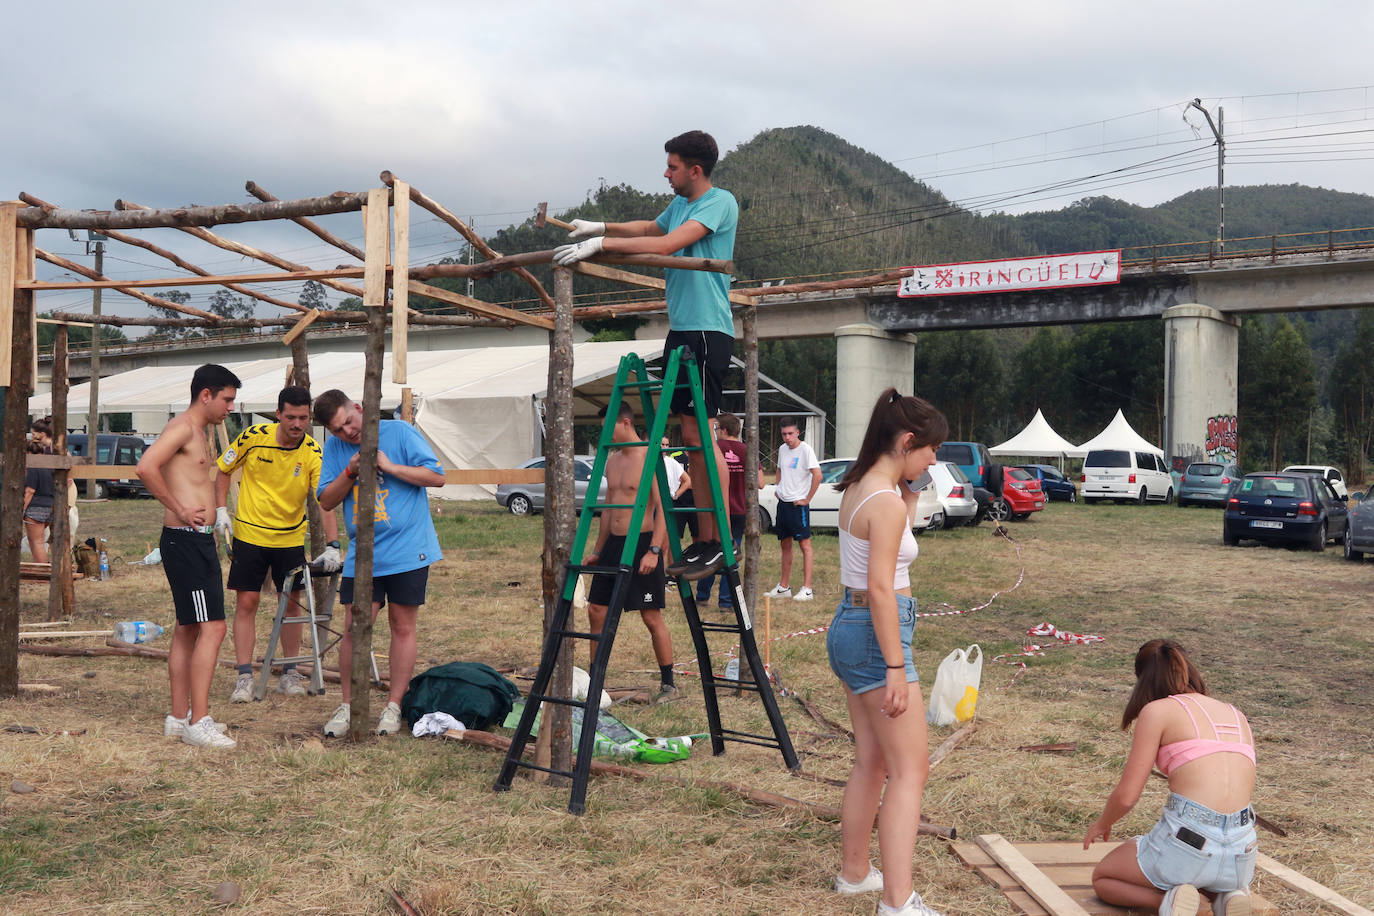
[1213,889,1251,916]
[793,586,815,602]
[877,890,944,916]
[1159,884,1200,916]
[764,583,792,598]
[276,669,307,696]
[229,672,254,703]
[834,864,883,894]
[324,703,351,737]
[163,714,228,738]
[652,684,680,705]
[375,701,403,736]
[181,716,236,749]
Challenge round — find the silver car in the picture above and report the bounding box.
[494,455,606,516]
[1346,484,1374,562]
[929,460,979,527]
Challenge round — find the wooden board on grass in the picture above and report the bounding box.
[951,838,1278,915]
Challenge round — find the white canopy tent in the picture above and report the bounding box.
[989,409,1084,460]
[1076,409,1164,457]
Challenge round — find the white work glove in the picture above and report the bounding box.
[553,237,604,266]
[214,506,233,543]
[316,545,343,573]
[566,219,606,241]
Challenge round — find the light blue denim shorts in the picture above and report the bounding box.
[1136,793,1258,892]
[826,591,918,694]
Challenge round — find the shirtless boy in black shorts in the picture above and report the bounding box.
[136,364,241,749]
[584,403,676,702]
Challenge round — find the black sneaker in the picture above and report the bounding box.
[665,541,706,577]
[678,541,724,582]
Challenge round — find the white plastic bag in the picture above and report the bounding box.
[927,644,982,726]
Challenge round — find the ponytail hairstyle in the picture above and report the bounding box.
[837,388,948,492]
[1121,639,1208,729]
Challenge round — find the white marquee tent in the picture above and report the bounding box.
[988,409,1084,460]
[1076,408,1164,457]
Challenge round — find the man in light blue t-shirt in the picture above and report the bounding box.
[554,130,738,581]
[312,388,446,738]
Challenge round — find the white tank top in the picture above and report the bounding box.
[838,487,918,590]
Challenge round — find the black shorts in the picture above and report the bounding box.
[728,513,745,544]
[672,490,700,540]
[664,330,733,420]
[159,527,226,625]
[589,532,665,612]
[227,539,307,593]
[340,565,430,607]
[774,500,813,541]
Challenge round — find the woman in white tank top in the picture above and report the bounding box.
[825,388,948,916]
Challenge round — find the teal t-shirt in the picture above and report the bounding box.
[655,186,738,336]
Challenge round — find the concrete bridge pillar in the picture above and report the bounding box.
[834,324,918,457]
[1162,304,1240,468]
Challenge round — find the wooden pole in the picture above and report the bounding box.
[17,192,370,230]
[244,181,366,261]
[348,188,389,740]
[33,248,221,321]
[391,180,410,384]
[400,388,413,423]
[289,338,331,616]
[411,250,735,281]
[742,304,760,617]
[1,204,36,697]
[47,325,74,620]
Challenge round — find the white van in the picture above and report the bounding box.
[1081,449,1173,504]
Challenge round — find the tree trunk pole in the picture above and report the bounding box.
[48,324,74,620]
[1,206,35,697]
[290,337,331,614]
[742,305,760,615]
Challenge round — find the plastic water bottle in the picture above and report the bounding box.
[99,550,111,580]
[113,621,164,644]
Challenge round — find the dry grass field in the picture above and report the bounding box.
[3,495,1371,915]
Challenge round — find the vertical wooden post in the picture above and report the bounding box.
[349,188,390,739]
[289,337,330,613]
[391,180,410,385]
[541,265,576,782]
[48,325,74,620]
[1,203,35,697]
[742,304,760,617]
[400,388,413,423]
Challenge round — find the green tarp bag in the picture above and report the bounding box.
[400,661,520,731]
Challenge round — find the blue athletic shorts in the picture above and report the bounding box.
[826,591,918,694]
[1136,793,1258,893]
[774,499,812,541]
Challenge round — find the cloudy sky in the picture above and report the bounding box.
[8,1,1374,318]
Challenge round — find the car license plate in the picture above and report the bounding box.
[1034,501,1044,508]
[1251,520,1283,529]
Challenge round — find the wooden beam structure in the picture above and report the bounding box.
[1,203,36,697]
[48,324,74,620]
[17,192,370,230]
[245,181,367,261]
[973,835,1094,916]
[33,248,223,321]
[391,181,410,383]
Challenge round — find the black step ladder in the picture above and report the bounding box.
[494,347,798,814]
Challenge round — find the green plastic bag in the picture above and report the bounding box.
[503,700,702,764]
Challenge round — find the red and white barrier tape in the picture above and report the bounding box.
[991,621,1105,689]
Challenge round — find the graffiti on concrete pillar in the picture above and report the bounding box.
[1205,415,1238,461]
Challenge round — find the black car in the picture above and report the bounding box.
[1014,464,1078,502]
[1223,473,1349,551]
[66,433,153,498]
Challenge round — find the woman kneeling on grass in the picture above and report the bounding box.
[1085,639,1257,916]
[826,388,947,916]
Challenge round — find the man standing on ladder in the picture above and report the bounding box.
[585,403,676,702]
[555,130,739,580]
[214,386,342,704]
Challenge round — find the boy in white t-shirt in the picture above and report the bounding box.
[766,417,821,602]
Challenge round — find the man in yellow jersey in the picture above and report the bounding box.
[214,387,341,701]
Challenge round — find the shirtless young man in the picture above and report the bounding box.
[584,403,677,702]
[136,364,241,749]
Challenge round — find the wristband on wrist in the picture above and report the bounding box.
[347,469,359,479]
[885,663,905,669]
[326,540,341,549]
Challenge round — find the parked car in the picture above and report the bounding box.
[935,441,995,488]
[759,458,943,533]
[494,455,606,516]
[991,466,1046,520]
[66,433,153,498]
[1081,448,1173,504]
[1014,463,1077,502]
[930,460,979,527]
[1281,464,1348,499]
[1222,472,1349,550]
[1176,461,1241,508]
[1345,485,1374,561]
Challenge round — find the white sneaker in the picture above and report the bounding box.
[877,890,944,916]
[764,583,792,598]
[163,714,228,738]
[181,716,236,749]
[1213,889,1252,916]
[793,586,815,602]
[375,701,403,736]
[324,703,351,737]
[229,673,254,703]
[276,669,307,696]
[834,865,883,894]
[1159,885,1200,916]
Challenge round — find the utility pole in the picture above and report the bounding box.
[1190,98,1225,251]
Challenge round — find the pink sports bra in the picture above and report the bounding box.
[1155,694,1256,776]
[838,488,918,590]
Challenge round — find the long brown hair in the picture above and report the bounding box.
[1121,639,1208,728]
[837,388,948,492]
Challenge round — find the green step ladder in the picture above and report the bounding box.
[493,346,799,814]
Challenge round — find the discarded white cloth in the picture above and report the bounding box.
[411,711,465,737]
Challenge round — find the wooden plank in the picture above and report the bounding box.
[20,631,111,640]
[21,454,92,469]
[408,278,555,330]
[362,189,390,308]
[282,308,321,346]
[974,835,1093,916]
[391,180,410,384]
[444,468,544,485]
[21,266,367,291]
[1256,852,1373,916]
[0,201,18,386]
[400,388,413,423]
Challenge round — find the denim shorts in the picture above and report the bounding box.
[1136,793,1258,892]
[826,591,918,694]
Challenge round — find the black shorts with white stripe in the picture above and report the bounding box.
[160,526,226,625]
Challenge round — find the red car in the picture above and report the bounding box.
[991,466,1046,521]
